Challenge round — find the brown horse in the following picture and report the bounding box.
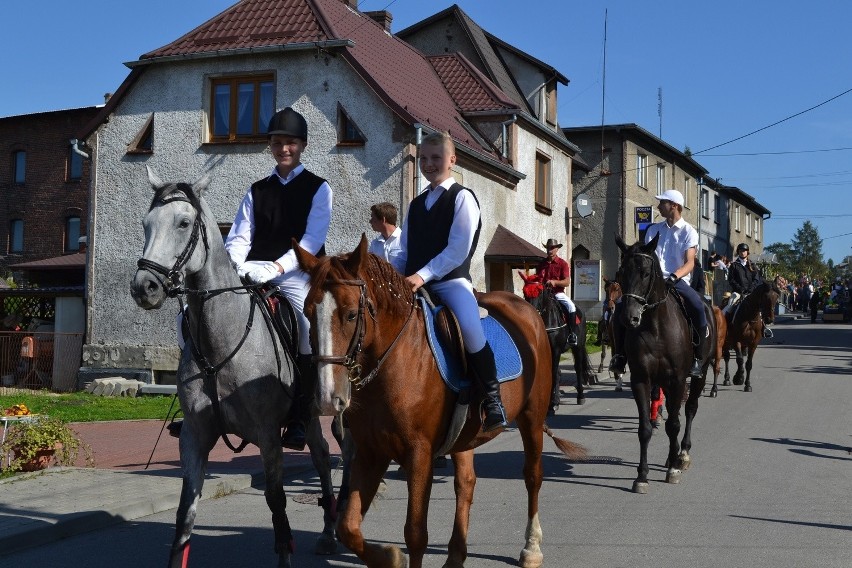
[598,278,626,391]
[718,278,780,392]
[295,237,585,568]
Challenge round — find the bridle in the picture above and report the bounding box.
[312,277,417,390]
[620,252,670,316]
[136,189,209,297]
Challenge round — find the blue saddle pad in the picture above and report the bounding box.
[419,297,523,393]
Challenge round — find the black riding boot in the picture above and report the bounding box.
[566,310,579,346]
[281,354,317,451]
[690,325,708,379]
[468,343,508,432]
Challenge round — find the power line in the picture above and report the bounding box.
[700,146,852,157]
[692,87,852,155]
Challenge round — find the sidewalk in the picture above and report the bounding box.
[0,417,340,557]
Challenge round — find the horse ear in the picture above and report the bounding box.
[293,238,319,274]
[191,170,212,198]
[146,165,166,191]
[615,234,628,253]
[344,234,370,275]
[643,233,660,253]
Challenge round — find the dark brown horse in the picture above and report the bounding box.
[719,278,780,392]
[295,237,585,568]
[598,278,626,391]
[614,235,716,494]
[518,272,596,408]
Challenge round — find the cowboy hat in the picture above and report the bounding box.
[542,238,563,250]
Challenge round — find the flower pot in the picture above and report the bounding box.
[14,443,61,472]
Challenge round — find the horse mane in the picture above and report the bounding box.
[306,252,414,313]
[149,182,201,212]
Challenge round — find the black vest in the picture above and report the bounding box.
[246,169,327,262]
[404,183,481,282]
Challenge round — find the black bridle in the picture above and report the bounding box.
[620,252,670,319]
[312,278,417,390]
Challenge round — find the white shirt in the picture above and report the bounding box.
[225,164,333,274]
[644,217,698,285]
[392,177,479,283]
[369,226,403,263]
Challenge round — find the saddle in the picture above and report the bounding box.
[252,285,300,368]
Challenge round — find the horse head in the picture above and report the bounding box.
[756,280,780,327]
[131,166,213,310]
[604,277,623,312]
[297,235,409,416]
[615,233,665,328]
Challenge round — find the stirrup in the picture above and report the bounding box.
[763,327,773,338]
[281,421,307,451]
[690,359,702,379]
[481,399,508,432]
[609,354,626,374]
[567,332,578,346]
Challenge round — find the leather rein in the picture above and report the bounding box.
[620,252,670,315]
[312,278,417,390]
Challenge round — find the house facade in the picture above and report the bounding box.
[76,0,578,382]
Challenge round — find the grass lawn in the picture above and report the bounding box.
[0,390,175,422]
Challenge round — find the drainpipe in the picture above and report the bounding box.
[500,115,517,159]
[70,138,89,159]
[413,124,423,196]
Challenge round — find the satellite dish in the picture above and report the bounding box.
[576,193,594,218]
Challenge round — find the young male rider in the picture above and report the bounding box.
[536,239,579,345]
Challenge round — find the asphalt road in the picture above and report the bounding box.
[4,316,850,567]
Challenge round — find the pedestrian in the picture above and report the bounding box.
[368,202,403,264]
[391,131,507,432]
[691,257,707,297]
[610,189,707,379]
[809,287,822,322]
[536,238,579,345]
[225,106,333,451]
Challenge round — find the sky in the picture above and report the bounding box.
[3,0,851,264]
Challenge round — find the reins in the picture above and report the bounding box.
[621,252,670,314]
[312,277,417,390]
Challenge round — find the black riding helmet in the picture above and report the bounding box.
[267,107,307,141]
[736,243,749,253]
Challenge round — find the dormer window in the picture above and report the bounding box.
[337,104,365,146]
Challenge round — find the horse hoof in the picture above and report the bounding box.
[314,532,338,555]
[744,384,753,392]
[519,548,544,568]
[678,452,692,471]
[577,395,586,405]
[723,378,732,386]
[666,469,682,484]
[710,388,718,398]
[733,375,744,386]
[615,385,623,392]
[632,480,649,494]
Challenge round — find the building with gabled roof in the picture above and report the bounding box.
[75,0,582,382]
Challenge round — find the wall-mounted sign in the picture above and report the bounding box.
[573,259,601,301]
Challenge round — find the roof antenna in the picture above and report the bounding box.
[599,9,611,176]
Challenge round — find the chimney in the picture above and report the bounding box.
[104,92,112,104]
[364,10,393,31]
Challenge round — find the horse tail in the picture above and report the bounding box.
[543,424,587,461]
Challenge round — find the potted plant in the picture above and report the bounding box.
[1,416,93,473]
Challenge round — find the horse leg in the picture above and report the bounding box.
[331,415,353,511]
[678,373,704,473]
[723,347,732,386]
[337,451,400,567]
[662,381,685,484]
[168,424,215,568]
[598,343,606,374]
[401,447,436,568]
[444,450,475,568]
[570,347,585,406]
[744,348,755,392]
[515,409,546,568]
[305,416,338,555]
[550,346,564,412]
[630,380,652,493]
[256,430,295,568]
[733,344,745,385]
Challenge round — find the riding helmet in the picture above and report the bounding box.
[267,107,307,141]
[736,243,749,253]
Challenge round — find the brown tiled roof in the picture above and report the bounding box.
[132,0,506,161]
[428,53,518,113]
[9,252,86,271]
[484,225,545,262]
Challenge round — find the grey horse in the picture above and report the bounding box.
[131,167,338,568]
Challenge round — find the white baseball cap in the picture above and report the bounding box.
[655,189,684,207]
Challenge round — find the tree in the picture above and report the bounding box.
[764,242,796,277]
[790,220,826,278]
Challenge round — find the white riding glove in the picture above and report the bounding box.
[239,261,280,284]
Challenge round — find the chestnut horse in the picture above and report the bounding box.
[518,272,596,408]
[295,237,585,568]
[614,235,716,493]
[717,279,780,393]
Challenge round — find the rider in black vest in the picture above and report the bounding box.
[393,131,507,432]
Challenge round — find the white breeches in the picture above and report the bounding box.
[271,269,312,355]
[554,292,576,313]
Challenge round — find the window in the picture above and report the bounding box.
[700,189,709,219]
[745,212,751,236]
[544,81,557,125]
[713,195,722,224]
[754,217,760,241]
[337,104,365,145]
[636,154,647,187]
[209,74,274,142]
[734,204,741,231]
[13,151,26,184]
[127,114,154,154]
[683,176,691,206]
[9,219,23,253]
[65,216,81,252]
[656,164,666,196]
[68,146,83,181]
[535,151,552,210]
